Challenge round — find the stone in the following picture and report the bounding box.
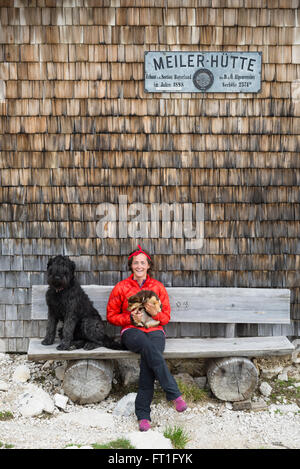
[194,376,207,389]
[167,358,206,377]
[12,364,31,383]
[54,393,69,410]
[56,409,115,429]
[251,399,268,411]
[232,400,252,411]
[259,365,283,379]
[259,381,273,397]
[285,365,300,381]
[116,358,140,386]
[55,365,66,381]
[127,430,173,450]
[17,384,55,417]
[174,373,194,386]
[0,380,9,391]
[277,372,288,382]
[112,392,137,417]
[291,339,300,364]
[42,360,53,369]
[269,403,299,414]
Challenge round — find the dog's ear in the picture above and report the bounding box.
[47,257,54,269]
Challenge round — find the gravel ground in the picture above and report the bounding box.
[0,353,300,450]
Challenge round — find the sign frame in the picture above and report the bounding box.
[144,51,262,94]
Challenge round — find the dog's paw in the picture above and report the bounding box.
[83,342,97,350]
[131,320,143,327]
[41,338,54,346]
[56,342,71,350]
[130,313,144,328]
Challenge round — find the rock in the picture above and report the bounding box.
[42,360,53,370]
[116,358,140,386]
[127,430,173,450]
[54,393,69,410]
[56,409,115,429]
[174,373,194,386]
[0,380,9,391]
[285,365,300,381]
[232,400,252,411]
[12,365,31,383]
[167,358,206,377]
[194,376,207,389]
[277,372,288,381]
[259,381,273,397]
[291,339,300,364]
[17,384,55,417]
[55,365,66,381]
[112,393,137,417]
[259,366,283,379]
[269,403,299,414]
[251,399,269,412]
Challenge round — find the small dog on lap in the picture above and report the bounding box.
[127,290,162,328]
[42,255,121,351]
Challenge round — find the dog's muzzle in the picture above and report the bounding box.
[47,275,66,292]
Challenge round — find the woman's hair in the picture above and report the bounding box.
[128,247,153,274]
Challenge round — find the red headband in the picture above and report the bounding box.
[128,245,151,261]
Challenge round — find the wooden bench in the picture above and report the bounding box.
[28,285,294,404]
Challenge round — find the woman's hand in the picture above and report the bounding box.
[130,308,144,324]
[144,302,159,317]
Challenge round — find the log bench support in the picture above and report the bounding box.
[63,359,114,405]
[207,357,259,402]
[27,286,294,403]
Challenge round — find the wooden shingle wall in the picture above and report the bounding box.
[0,0,299,352]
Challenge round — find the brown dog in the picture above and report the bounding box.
[127,290,162,328]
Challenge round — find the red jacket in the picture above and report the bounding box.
[106,274,171,334]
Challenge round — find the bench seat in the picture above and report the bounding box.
[28,335,294,361]
[27,285,294,403]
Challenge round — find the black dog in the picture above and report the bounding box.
[42,255,121,351]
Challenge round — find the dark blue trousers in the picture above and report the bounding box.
[121,328,181,421]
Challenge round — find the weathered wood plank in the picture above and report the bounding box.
[31,285,291,324]
[27,336,294,361]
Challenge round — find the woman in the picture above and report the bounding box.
[106,245,187,431]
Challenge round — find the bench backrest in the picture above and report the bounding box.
[31,285,291,324]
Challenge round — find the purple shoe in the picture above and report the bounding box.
[173,396,187,412]
[139,419,151,432]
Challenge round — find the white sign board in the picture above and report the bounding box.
[145,51,262,93]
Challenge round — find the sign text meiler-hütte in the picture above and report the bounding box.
[144,51,262,93]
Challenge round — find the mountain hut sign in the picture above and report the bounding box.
[144,51,262,93]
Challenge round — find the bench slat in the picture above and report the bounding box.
[31,285,291,324]
[27,336,294,361]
